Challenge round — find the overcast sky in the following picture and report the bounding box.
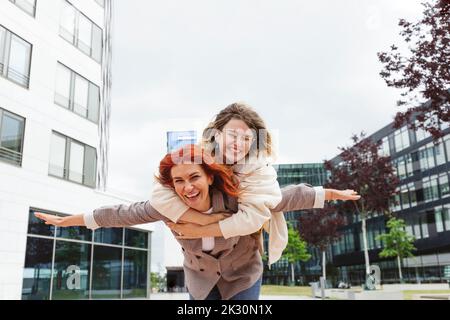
[106,0,425,200]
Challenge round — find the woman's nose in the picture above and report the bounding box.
[184,183,194,192]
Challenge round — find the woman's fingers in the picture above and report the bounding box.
[34,212,63,226]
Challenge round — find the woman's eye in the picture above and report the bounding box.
[191,176,200,180]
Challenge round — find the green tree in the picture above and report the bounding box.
[150,272,166,292]
[376,217,417,283]
[282,222,311,286]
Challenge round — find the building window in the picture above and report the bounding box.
[0,108,25,166]
[408,215,428,240]
[393,126,410,153]
[438,173,449,198]
[400,184,411,210]
[22,209,150,300]
[9,0,37,16]
[415,120,431,142]
[379,137,390,157]
[408,182,417,207]
[444,204,450,231]
[434,205,450,233]
[419,143,436,171]
[59,1,103,63]
[0,25,32,88]
[420,215,429,238]
[445,136,450,163]
[55,63,100,123]
[48,132,97,188]
[422,175,440,203]
[390,188,401,212]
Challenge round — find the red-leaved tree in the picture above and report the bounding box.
[378,0,450,141]
[298,206,346,282]
[324,132,400,279]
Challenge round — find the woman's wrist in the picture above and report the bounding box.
[325,189,334,201]
[64,214,86,227]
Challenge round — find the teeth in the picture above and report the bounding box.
[185,192,200,199]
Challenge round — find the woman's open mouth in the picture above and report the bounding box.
[185,191,200,201]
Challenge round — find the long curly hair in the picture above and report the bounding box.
[155,144,241,198]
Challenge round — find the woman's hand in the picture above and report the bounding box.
[326,189,361,201]
[166,222,204,239]
[34,212,85,227]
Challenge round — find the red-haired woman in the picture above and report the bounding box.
[35,145,359,300]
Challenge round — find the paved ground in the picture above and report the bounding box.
[149,293,314,300]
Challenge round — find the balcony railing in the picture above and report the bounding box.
[0,146,22,165]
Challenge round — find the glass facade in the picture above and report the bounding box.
[263,163,328,285]
[22,209,150,300]
[166,130,197,153]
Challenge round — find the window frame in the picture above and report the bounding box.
[48,131,97,188]
[54,62,100,124]
[0,107,26,167]
[9,0,37,17]
[0,24,33,89]
[59,1,103,64]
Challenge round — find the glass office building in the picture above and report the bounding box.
[167,131,197,153]
[329,119,450,285]
[263,163,329,285]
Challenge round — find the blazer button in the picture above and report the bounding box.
[200,269,205,272]
[217,272,221,276]
[233,244,237,248]
[182,247,185,252]
[196,255,201,259]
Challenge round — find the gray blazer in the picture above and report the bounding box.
[92,184,318,300]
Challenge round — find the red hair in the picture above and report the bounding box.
[155,144,241,198]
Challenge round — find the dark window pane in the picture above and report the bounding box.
[94,228,123,246]
[123,249,147,299]
[1,113,24,153]
[52,241,91,300]
[56,223,92,242]
[125,229,148,249]
[22,237,53,300]
[27,210,55,236]
[92,245,122,299]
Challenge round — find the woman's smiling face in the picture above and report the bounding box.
[217,119,255,164]
[171,164,213,212]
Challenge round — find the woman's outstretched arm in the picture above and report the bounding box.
[35,201,166,229]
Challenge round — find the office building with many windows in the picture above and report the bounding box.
[0,0,154,300]
[329,118,450,285]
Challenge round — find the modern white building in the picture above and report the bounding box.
[0,0,154,300]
